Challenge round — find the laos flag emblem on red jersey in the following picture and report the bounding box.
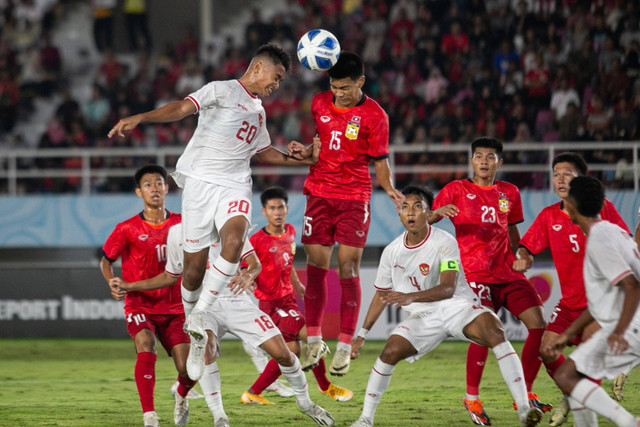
[345,116,361,140]
[498,196,509,212]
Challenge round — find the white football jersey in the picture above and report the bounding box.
[375,225,478,314]
[584,220,640,330]
[165,224,255,298]
[172,80,271,189]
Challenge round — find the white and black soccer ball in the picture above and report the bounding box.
[296,29,341,71]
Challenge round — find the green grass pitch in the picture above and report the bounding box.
[0,338,636,426]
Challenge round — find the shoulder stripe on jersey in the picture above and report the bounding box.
[186,95,200,112]
[611,270,633,287]
[370,153,389,160]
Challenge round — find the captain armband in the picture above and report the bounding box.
[440,260,460,272]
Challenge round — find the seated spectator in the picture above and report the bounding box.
[611,97,637,140]
[82,84,111,137]
[550,77,580,121]
[441,21,468,56]
[0,67,20,133]
[601,57,630,104]
[558,102,584,141]
[585,94,612,140]
[523,51,550,110]
[174,55,204,98]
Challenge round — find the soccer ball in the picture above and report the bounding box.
[296,29,341,71]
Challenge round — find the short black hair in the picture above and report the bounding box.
[552,152,588,176]
[327,51,364,81]
[260,186,288,207]
[568,175,604,217]
[471,137,503,156]
[254,43,291,73]
[134,164,167,188]
[401,185,434,210]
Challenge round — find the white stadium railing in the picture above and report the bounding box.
[0,141,638,195]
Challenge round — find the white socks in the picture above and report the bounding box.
[336,341,351,353]
[568,396,598,427]
[181,284,202,319]
[193,257,238,313]
[571,378,637,427]
[492,341,529,417]
[307,335,322,345]
[360,357,396,424]
[279,356,312,409]
[200,362,227,422]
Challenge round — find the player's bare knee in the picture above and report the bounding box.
[183,266,205,290]
[273,350,295,367]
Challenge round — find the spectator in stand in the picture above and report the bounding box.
[124,0,152,52]
[97,48,124,91]
[428,102,451,143]
[82,84,111,137]
[611,97,637,140]
[598,36,623,75]
[91,0,115,52]
[494,40,520,76]
[568,40,599,95]
[174,25,199,63]
[550,77,580,122]
[602,57,630,105]
[585,94,612,141]
[523,51,550,111]
[441,21,469,56]
[423,67,448,104]
[174,55,204,99]
[558,102,584,142]
[0,67,20,133]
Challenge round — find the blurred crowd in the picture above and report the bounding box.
[1,0,640,193]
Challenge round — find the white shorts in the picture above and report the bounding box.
[204,294,281,353]
[181,177,252,252]
[569,325,640,380]
[392,296,494,363]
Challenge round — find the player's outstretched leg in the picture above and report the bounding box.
[186,324,208,380]
[548,396,569,427]
[313,359,353,401]
[464,343,491,426]
[200,361,230,426]
[242,340,295,397]
[281,357,334,426]
[301,340,330,371]
[612,372,629,402]
[330,276,361,376]
[352,357,396,426]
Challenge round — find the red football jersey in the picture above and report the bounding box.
[102,211,183,316]
[303,91,390,202]
[520,199,629,310]
[249,224,297,301]
[433,179,525,283]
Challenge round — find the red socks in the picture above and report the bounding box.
[466,343,489,395]
[249,358,281,395]
[522,328,544,391]
[304,265,328,337]
[135,352,156,413]
[177,374,196,398]
[312,358,331,391]
[339,277,361,344]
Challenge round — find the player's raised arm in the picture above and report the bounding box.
[254,145,317,166]
[110,272,179,292]
[373,158,404,206]
[108,99,196,138]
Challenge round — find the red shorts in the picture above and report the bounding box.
[468,278,543,317]
[259,293,305,342]
[301,195,371,248]
[126,311,189,356]
[547,300,586,346]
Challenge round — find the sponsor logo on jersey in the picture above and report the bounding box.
[356,230,365,238]
[320,115,330,123]
[466,194,476,199]
[186,238,200,243]
[419,263,430,276]
[498,196,509,212]
[269,247,277,252]
[258,113,263,127]
[291,242,296,255]
[552,224,562,231]
[237,103,247,111]
[138,234,149,241]
[345,117,360,140]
